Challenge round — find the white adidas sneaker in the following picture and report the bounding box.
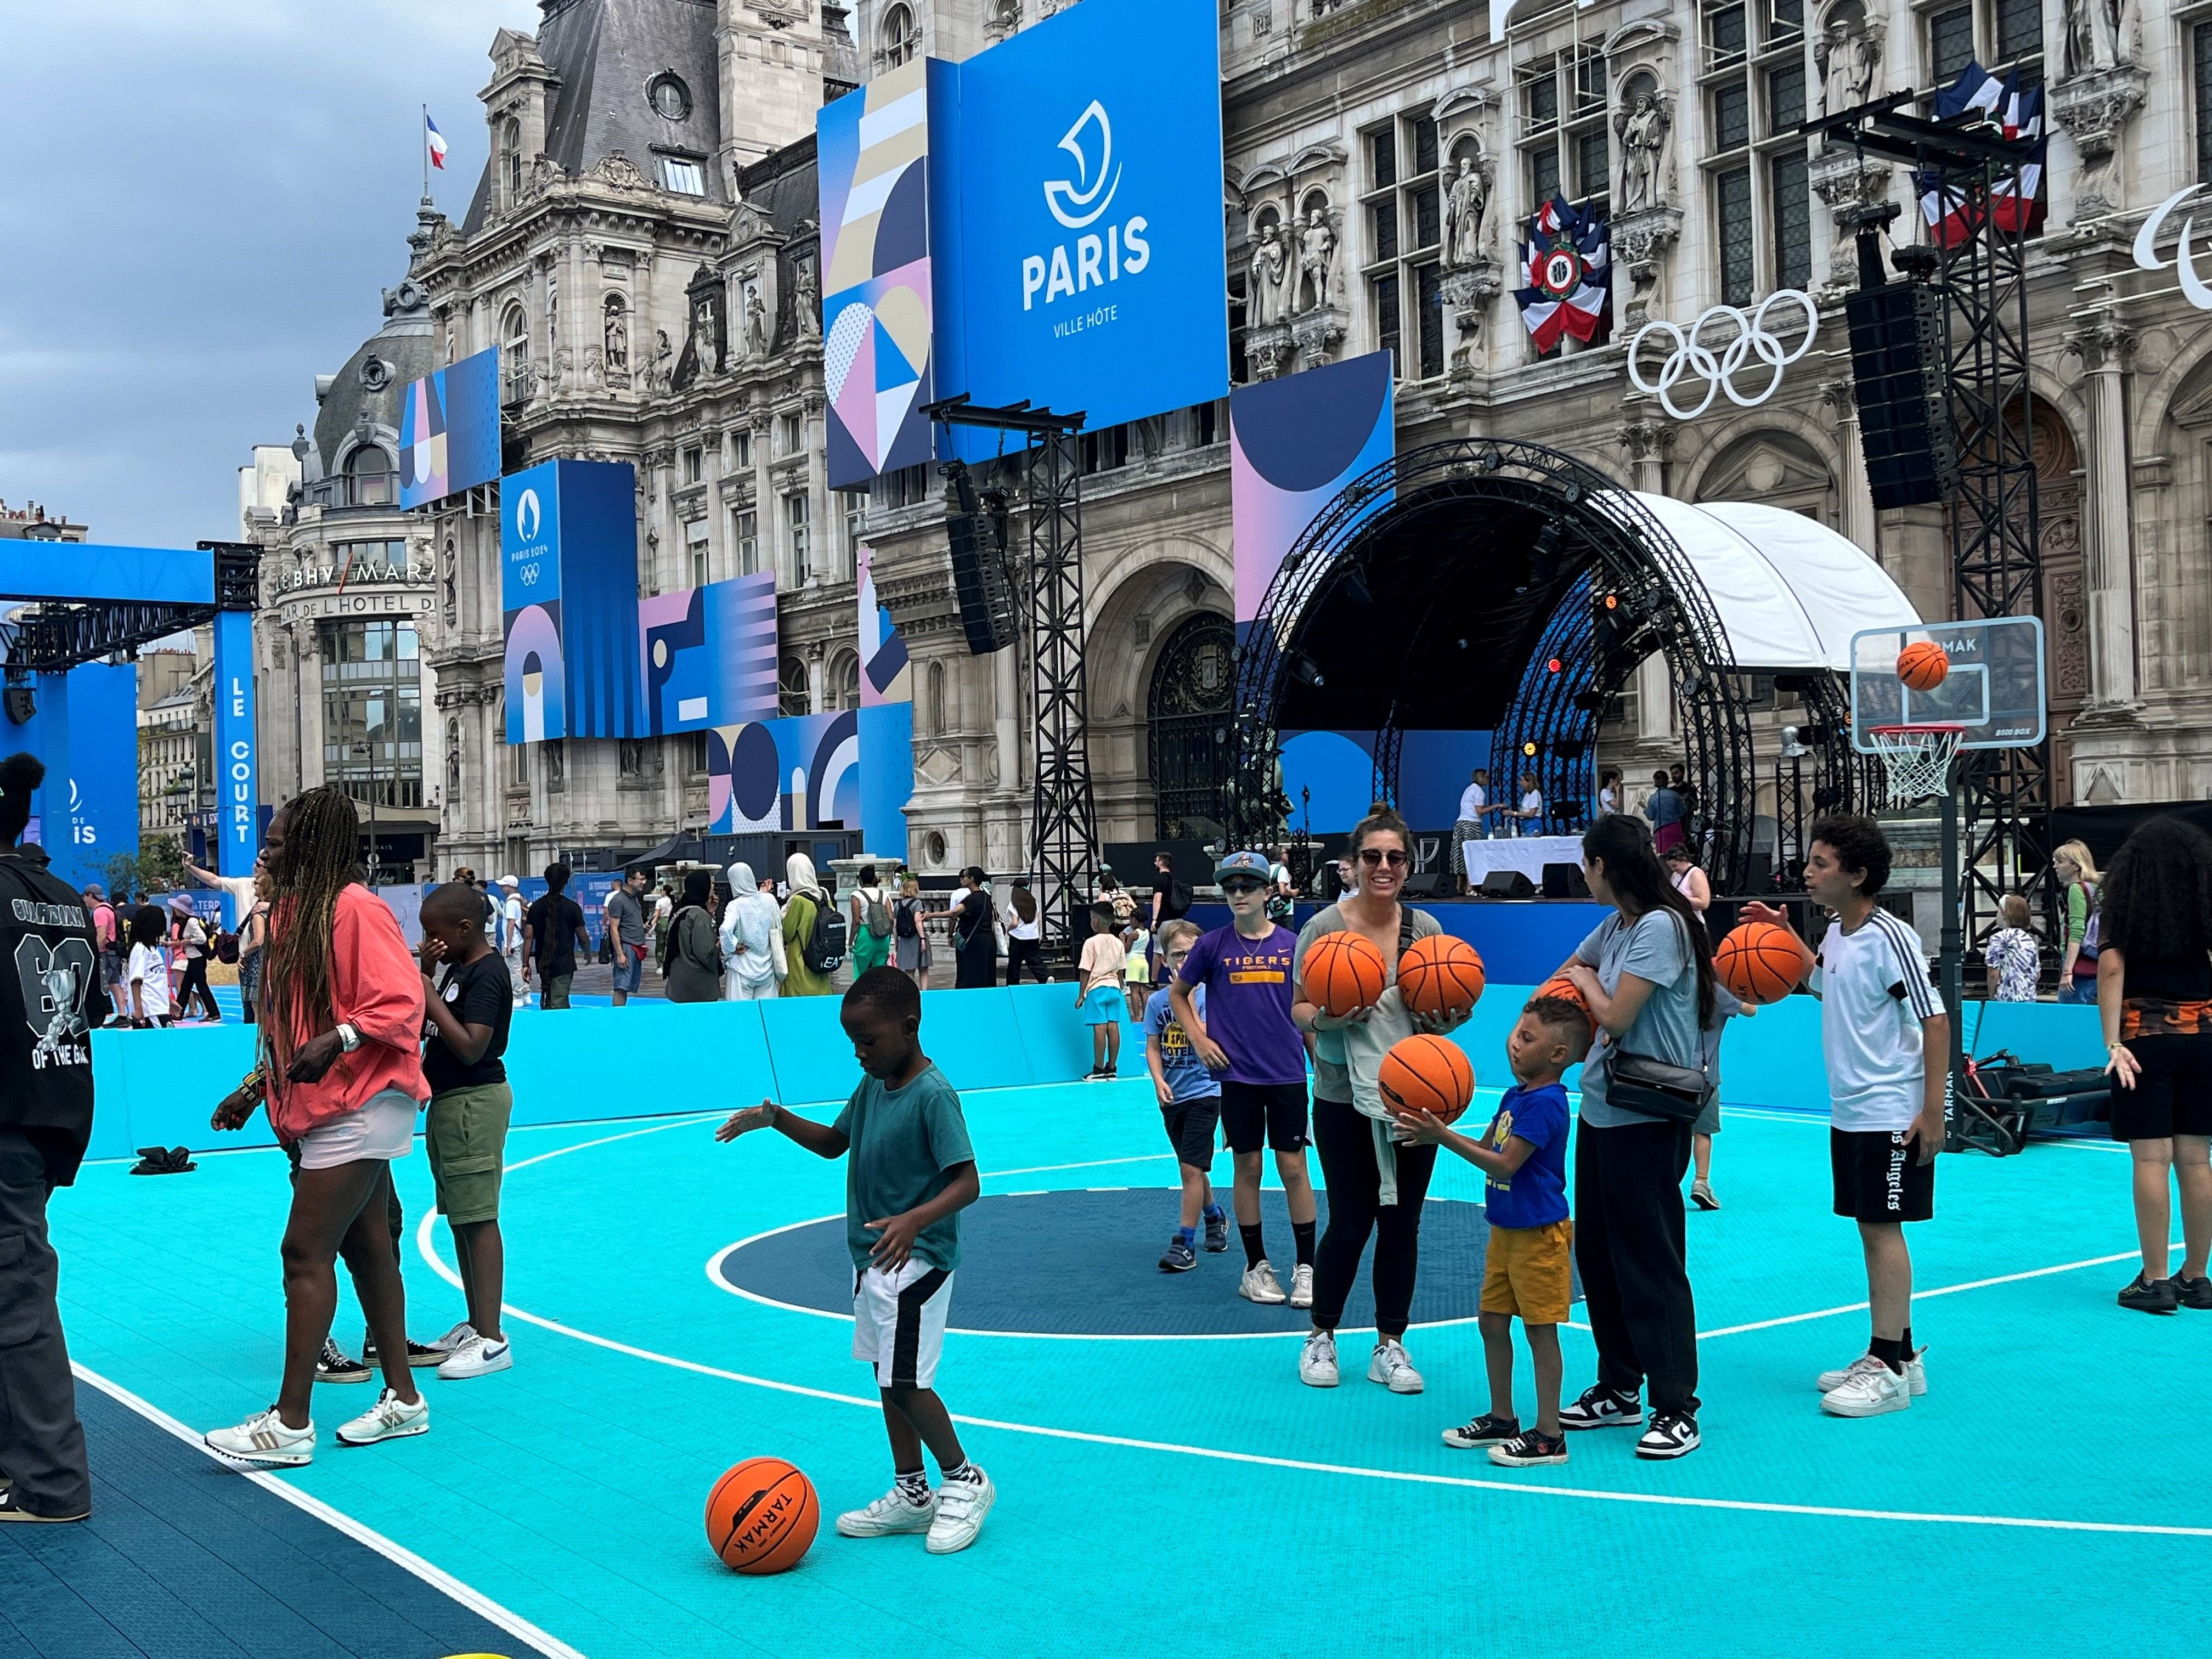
[205,1407,315,1468]
[334,1388,430,1447]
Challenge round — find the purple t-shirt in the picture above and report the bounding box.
[1177,922,1306,1086]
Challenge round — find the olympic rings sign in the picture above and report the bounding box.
[2133,186,2212,310]
[1626,290,1820,420]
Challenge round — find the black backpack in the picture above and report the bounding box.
[214,929,240,965]
[894,896,919,939]
[801,891,847,975]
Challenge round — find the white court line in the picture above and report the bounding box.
[71,1364,586,1659]
[414,1206,2212,1538]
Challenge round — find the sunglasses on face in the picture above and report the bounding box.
[1357,848,1409,868]
[1221,878,1265,895]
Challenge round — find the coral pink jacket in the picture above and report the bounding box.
[264,883,428,1143]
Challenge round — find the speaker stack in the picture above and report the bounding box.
[1844,282,1960,511]
[944,461,1016,655]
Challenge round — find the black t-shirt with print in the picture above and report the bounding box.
[0,848,99,1184]
[424,950,514,1093]
[527,893,585,977]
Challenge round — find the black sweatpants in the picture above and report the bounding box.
[1003,938,1046,984]
[0,1129,91,1517]
[1574,1116,1700,1415]
[1310,1096,1437,1339]
[176,955,219,1020]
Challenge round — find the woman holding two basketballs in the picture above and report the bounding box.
[1550,812,1718,1460]
[1289,807,1479,1395]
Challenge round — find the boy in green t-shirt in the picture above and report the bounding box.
[718,967,990,1554]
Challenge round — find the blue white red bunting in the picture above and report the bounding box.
[1513,194,1611,352]
[1912,61,2044,249]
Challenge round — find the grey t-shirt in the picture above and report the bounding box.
[606,887,651,949]
[1575,907,1704,1128]
[1293,902,1443,1112]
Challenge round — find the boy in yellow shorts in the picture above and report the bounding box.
[1392,995,1589,1467]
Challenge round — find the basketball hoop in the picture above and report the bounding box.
[1867,724,1965,807]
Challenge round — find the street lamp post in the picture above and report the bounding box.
[353,738,380,884]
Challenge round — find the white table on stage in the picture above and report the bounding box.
[1460,835,1584,885]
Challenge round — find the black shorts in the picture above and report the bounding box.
[1831,1127,1935,1223]
[2110,1032,2212,1141]
[1219,1079,1310,1155]
[1160,1094,1222,1169]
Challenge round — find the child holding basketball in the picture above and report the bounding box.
[1393,996,1590,1467]
[716,968,991,1554]
[1146,919,1229,1271]
[1077,902,1128,1079]
[1171,850,1319,1308]
[1741,813,1948,1419]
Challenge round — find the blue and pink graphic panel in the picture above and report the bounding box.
[398,347,500,510]
[636,572,780,736]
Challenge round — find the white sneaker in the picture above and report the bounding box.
[1819,1361,1911,1418]
[435,1333,513,1380]
[926,1468,993,1554]
[836,1485,937,1537]
[1239,1260,1288,1305]
[1816,1349,1927,1397]
[1289,1263,1314,1309]
[1299,1328,1340,1387]
[333,1388,430,1446]
[1367,1339,1424,1395]
[205,1407,315,1468]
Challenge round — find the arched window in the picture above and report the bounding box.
[925,660,947,737]
[779,654,812,718]
[346,443,392,507]
[503,305,531,401]
[882,3,919,66]
[833,651,862,711]
[502,119,524,204]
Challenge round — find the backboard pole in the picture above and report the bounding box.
[1940,778,1966,1114]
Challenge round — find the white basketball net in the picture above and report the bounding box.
[1868,725,1964,808]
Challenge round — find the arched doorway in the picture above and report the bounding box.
[1147,611,1234,840]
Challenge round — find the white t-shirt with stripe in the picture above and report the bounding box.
[1809,907,1944,1133]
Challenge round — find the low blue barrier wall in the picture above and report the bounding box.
[81,979,2112,1160]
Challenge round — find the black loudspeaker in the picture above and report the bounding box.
[1479,870,1536,899]
[945,464,1015,654]
[1846,283,1960,510]
[1541,861,1590,899]
[1402,871,1450,899]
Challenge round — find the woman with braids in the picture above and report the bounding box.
[2096,816,2212,1313]
[1550,812,1716,1460]
[202,787,433,1468]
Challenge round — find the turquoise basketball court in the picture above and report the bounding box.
[31,974,2212,1659]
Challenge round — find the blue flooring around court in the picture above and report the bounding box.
[36,1071,2212,1659]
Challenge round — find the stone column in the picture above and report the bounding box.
[992,632,1019,791]
[804,393,831,586]
[2066,321,2138,708]
[1616,413,1677,747]
[1820,378,1877,556]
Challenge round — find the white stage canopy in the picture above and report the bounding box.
[1609,493,1922,672]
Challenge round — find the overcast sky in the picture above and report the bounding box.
[0,1,526,549]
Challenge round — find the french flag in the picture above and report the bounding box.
[426,113,448,171]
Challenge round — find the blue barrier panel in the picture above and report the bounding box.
[1962,997,2106,1071]
[917,988,1032,1094]
[504,1002,776,1124]
[97,1023,264,1154]
[1009,980,1111,1084]
[759,992,861,1105]
[87,1031,141,1163]
[1705,991,1825,1112]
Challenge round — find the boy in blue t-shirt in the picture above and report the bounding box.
[1144,920,1229,1272]
[1392,995,1591,1469]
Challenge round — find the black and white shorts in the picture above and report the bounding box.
[1220,1080,1310,1155]
[1830,1127,1936,1224]
[853,1259,955,1389]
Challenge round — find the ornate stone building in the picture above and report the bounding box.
[404,0,867,879]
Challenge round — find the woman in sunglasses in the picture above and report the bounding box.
[1289,808,1468,1395]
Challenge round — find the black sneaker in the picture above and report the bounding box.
[1201,1210,1229,1252]
[0,1487,88,1524]
[1558,1385,1643,1431]
[1441,1413,1520,1449]
[1635,1410,1702,1460]
[362,1332,447,1368]
[2165,1273,2212,1311]
[316,1338,372,1384]
[2119,1273,2180,1314]
[1488,1429,1569,1468]
[1158,1235,1197,1272]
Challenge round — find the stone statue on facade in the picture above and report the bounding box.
[1616,93,1670,216]
[744,285,769,357]
[795,265,821,343]
[1297,207,1336,313]
[1443,155,1488,268]
[2064,0,2137,74]
[604,307,628,371]
[1248,222,1286,326]
[1815,15,1882,115]
[651,328,673,389]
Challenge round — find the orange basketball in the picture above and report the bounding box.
[1303,930,1388,1018]
[1534,972,1587,1009]
[1896,640,1950,692]
[706,1457,819,1575]
[1714,921,1805,1006]
[1398,935,1486,1020]
[1378,1032,1477,1126]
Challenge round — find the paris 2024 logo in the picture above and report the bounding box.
[1020,100,1152,316]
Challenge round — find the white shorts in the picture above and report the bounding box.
[851,1257,955,1390]
[296,1087,419,1171]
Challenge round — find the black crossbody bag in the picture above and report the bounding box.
[1599,910,1714,1124]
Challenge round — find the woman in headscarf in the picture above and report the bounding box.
[780,853,836,997]
[720,862,782,1001]
[661,870,724,1003]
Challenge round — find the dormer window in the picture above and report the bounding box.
[883,3,919,67]
[662,157,706,195]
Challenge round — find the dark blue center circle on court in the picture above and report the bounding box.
[718,1189,1578,1336]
